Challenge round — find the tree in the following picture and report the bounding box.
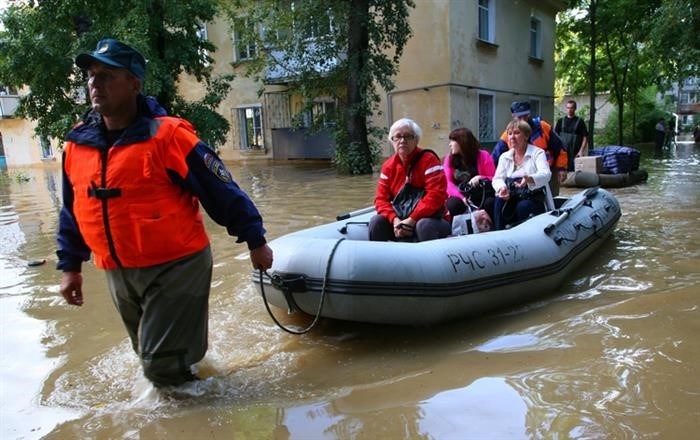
[0,0,232,150]
[556,0,697,145]
[647,0,700,96]
[555,0,599,148]
[222,0,415,174]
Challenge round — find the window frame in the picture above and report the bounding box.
[529,98,542,119]
[299,99,337,128]
[40,135,53,159]
[0,85,19,95]
[195,22,210,67]
[477,92,496,142]
[237,105,264,151]
[529,16,542,60]
[233,18,257,62]
[477,0,496,44]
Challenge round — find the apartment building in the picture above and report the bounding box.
[1,0,565,167]
[187,0,565,161]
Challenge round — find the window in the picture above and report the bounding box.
[300,100,337,128]
[0,85,18,95]
[233,18,257,62]
[477,0,495,43]
[238,106,264,150]
[680,90,697,104]
[291,2,333,41]
[529,17,542,59]
[40,135,53,159]
[303,12,333,40]
[195,22,210,67]
[315,100,336,127]
[478,93,495,141]
[0,86,20,117]
[529,99,541,118]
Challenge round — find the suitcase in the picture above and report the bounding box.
[590,146,641,174]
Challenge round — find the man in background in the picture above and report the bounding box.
[555,100,589,171]
[654,117,666,158]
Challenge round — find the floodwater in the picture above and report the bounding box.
[1,139,699,439]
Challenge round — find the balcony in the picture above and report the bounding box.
[0,95,20,118]
[264,45,343,84]
[677,102,699,115]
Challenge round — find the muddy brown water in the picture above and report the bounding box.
[1,141,699,439]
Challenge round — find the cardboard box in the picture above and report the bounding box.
[574,156,603,174]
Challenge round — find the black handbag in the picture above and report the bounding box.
[505,177,546,202]
[392,183,425,220]
[391,149,439,220]
[458,178,495,208]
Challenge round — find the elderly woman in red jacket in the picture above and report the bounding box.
[368,118,450,241]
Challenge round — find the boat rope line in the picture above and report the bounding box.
[258,237,346,335]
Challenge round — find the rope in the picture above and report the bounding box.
[258,237,346,335]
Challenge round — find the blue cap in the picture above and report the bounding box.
[510,101,531,117]
[76,38,146,80]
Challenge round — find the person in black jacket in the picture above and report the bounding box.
[554,100,589,171]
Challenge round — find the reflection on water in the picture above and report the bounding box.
[1,141,699,439]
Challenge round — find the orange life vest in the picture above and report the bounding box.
[498,119,568,170]
[63,117,210,269]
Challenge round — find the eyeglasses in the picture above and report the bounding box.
[391,134,415,142]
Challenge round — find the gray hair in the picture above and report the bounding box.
[388,118,422,143]
[506,118,531,139]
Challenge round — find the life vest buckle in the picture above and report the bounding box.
[87,185,122,199]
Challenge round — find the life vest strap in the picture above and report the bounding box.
[87,185,122,199]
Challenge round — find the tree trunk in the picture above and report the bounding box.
[630,61,638,141]
[603,35,625,145]
[345,0,372,174]
[588,0,597,151]
[148,0,174,112]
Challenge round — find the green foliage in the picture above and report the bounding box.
[222,0,415,174]
[646,0,700,88]
[0,0,228,148]
[332,118,384,175]
[555,2,591,96]
[173,74,234,152]
[597,87,667,145]
[0,170,32,184]
[556,0,697,145]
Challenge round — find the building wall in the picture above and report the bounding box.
[181,0,563,161]
[0,116,57,167]
[373,0,562,157]
[178,17,271,161]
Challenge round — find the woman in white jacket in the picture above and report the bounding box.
[492,118,554,230]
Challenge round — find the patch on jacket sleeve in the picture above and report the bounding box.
[203,152,233,183]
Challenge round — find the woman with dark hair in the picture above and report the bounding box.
[443,127,496,222]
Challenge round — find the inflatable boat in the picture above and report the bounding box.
[562,169,648,188]
[252,187,621,327]
[563,146,648,188]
